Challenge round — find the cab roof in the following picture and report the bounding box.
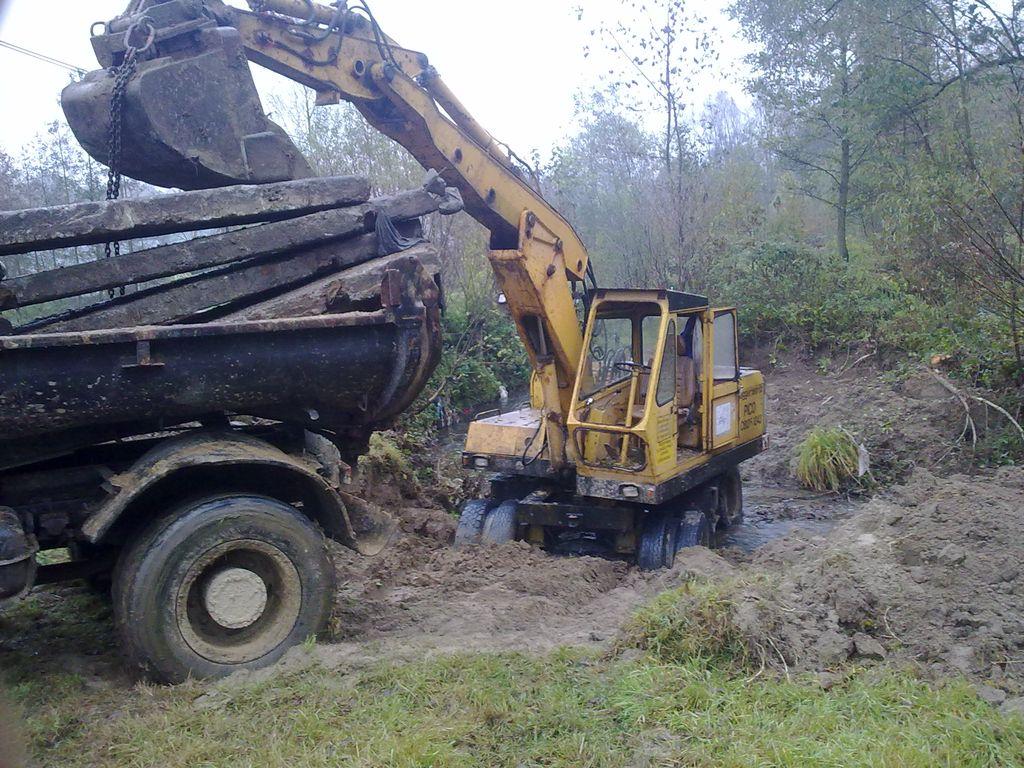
[591,288,709,312]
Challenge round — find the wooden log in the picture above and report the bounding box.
[0,175,370,257]
[0,187,442,309]
[225,244,441,321]
[36,231,392,332]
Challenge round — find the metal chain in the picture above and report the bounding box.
[103,17,154,297]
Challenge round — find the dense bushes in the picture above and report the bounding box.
[398,302,529,438]
[439,306,529,411]
[717,241,1022,389]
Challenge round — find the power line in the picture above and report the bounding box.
[0,39,86,75]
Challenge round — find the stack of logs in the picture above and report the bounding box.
[0,173,461,333]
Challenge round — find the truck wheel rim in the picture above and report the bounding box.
[175,539,302,665]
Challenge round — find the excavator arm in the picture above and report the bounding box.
[64,0,590,467]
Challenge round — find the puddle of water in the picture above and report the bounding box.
[718,517,840,553]
[718,484,859,552]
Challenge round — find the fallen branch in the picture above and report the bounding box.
[926,368,977,448]
[970,394,1024,441]
[838,350,876,375]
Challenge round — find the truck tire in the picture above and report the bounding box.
[112,494,335,683]
[637,512,679,571]
[454,499,493,548]
[716,467,744,529]
[677,510,712,549]
[481,500,518,545]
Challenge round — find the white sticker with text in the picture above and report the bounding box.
[714,400,734,437]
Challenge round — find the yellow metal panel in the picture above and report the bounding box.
[737,370,767,443]
[464,407,542,458]
[651,412,677,467]
[710,394,739,448]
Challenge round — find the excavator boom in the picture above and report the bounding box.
[64,0,589,465]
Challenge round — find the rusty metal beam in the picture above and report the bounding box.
[0,176,370,257]
[0,188,442,310]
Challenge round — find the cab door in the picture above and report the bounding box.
[648,317,677,472]
[706,309,740,449]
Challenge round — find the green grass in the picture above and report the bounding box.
[11,652,1022,768]
[795,426,864,492]
[616,581,755,668]
[3,587,1022,768]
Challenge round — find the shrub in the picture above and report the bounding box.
[359,431,419,497]
[795,426,863,492]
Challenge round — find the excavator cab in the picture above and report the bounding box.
[462,289,767,569]
[569,289,766,505]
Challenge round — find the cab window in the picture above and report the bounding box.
[580,316,633,397]
[713,312,738,380]
[655,319,676,406]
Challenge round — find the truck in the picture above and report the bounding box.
[0,0,768,681]
[0,173,453,682]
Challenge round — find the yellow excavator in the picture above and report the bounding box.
[63,0,767,569]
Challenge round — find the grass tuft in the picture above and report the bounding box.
[614,582,752,668]
[795,425,863,492]
[359,431,419,496]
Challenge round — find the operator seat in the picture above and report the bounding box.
[676,340,697,414]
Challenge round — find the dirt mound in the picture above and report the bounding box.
[745,360,963,487]
[312,362,1015,688]
[321,503,737,663]
[735,467,1024,691]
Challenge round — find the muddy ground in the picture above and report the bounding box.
[3,356,1021,707]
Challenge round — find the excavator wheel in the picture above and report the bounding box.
[637,512,679,571]
[454,499,494,548]
[481,500,519,545]
[677,510,712,549]
[716,467,744,529]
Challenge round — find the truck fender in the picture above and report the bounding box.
[81,431,394,556]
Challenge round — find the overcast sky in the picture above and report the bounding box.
[0,0,752,160]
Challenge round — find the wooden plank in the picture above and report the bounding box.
[224,244,441,321]
[0,188,442,309]
[0,175,370,257]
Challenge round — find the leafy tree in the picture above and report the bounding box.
[578,0,719,289]
[731,0,882,262]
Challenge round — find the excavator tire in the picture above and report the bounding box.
[716,467,744,529]
[677,510,712,549]
[454,499,493,548]
[637,512,679,571]
[481,500,518,545]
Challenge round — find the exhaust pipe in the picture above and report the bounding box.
[0,508,36,601]
[61,0,312,190]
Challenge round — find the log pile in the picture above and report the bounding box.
[0,173,462,333]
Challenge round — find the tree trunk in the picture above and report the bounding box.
[837,34,852,263]
[837,136,851,263]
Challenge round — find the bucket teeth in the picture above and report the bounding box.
[61,23,311,190]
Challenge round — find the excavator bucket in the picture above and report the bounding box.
[61,1,311,190]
